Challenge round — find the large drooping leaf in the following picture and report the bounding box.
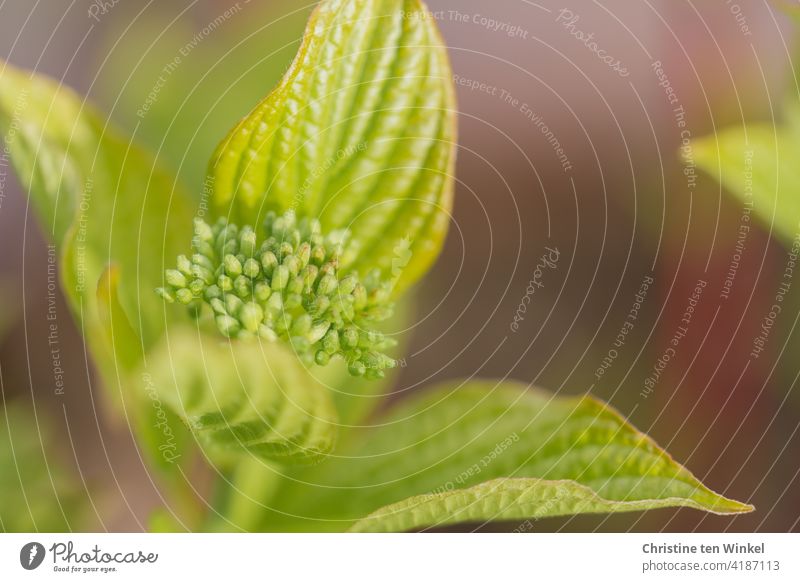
[0,60,195,371]
[267,381,750,531]
[693,102,800,248]
[208,0,456,293]
[350,478,737,533]
[143,327,338,465]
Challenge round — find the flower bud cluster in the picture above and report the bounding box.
[157,211,396,378]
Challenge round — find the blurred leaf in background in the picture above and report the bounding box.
[0,402,84,532]
[0,280,15,343]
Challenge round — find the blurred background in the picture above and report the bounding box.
[1,0,799,532]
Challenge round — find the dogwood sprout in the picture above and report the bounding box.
[157,211,397,378]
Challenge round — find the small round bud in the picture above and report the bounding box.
[339,275,358,295]
[193,240,215,259]
[254,281,271,302]
[287,276,304,295]
[191,264,215,285]
[278,242,294,260]
[194,219,214,242]
[243,258,260,278]
[291,314,312,336]
[310,295,330,316]
[285,294,303,310]
[317,274,338,295]
[176,288,195,305]
[176,255,193,276]
[310,245,327,266]
[341,327,359,349]
[258,325,278,341]
[209,297,227,315]
[225,294,244,315]
[272,265,290,290]
[192,253,214,271]
[155,288,174,303]
[204,285,222,301]
[224,254,243,277]
[239,227,257,257]
[261,251,278,275]
[165,269,187,288]
[283,255,301,277]
[348,360,367,377]
[215,315,241,337]
[217,274,233,292]
[322,329,340,354]
[234,275,252,298]
[308,322,331,344]
[188,279,205,296]
[239,302,264,332]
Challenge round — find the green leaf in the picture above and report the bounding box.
[350,477,741,533]
[0,60,196,370]
[693,107,800,247]
[143,327,338,465]
[208,0,456,293]
[269,381,750,531]
[0,402,84,532]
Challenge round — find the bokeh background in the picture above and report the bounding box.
[1,0,799,532]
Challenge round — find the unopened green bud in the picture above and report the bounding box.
[339,276,358,295]
[291,314,313,336]
[176,288,194,305]
[272,265,290,290]
[342,327,359,348]
[317,274,338,295]
[225,294,243,315]
[310,245,327,266]
[162,212,397,379]
[188,279,205,296]
[204,285,222,301]
[192,253,214,271]
[254,281,271,302]
[217,274,233,292]
[224,254,243,277]
[261,251,278,275]
[243,258,260,278]
[216,315,240,337]
[283,255,301,277]
[308,322,331,344]
[155,288,174,303]
[165,270,187,288]
[310,295,330,316]
[194,218,214,242]
[191,264,215,285]
[348,360,366,377]
[239,227,257,256]
[234,275,252,298]
[176,255,192,276]
[285,294,303,310]
[258,325,278,341]
[239,302,264,332]
[209,297,227,315]
[322,329,340,354]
